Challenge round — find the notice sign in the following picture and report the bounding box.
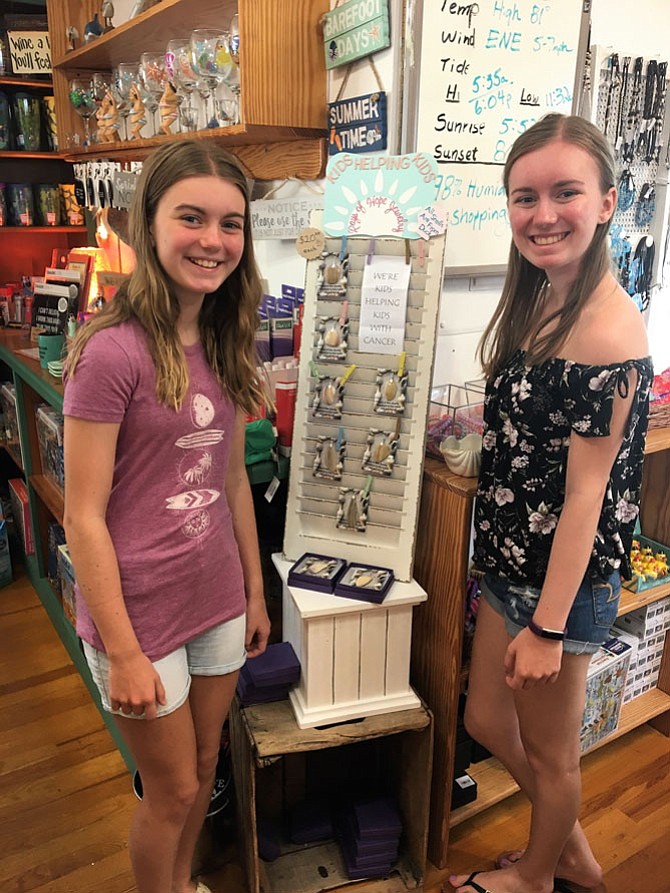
[359,256,411,355]
[250,197,323,240]
[7,30,51,76]
[323,0,390,70]
[329,91,387,156]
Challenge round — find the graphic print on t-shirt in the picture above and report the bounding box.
[168,393,224,541]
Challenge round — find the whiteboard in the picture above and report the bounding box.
[403,0,590,272]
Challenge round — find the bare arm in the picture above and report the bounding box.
[224,409,270,658]
[63,416,166,717]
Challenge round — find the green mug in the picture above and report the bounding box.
[38,333,65,368]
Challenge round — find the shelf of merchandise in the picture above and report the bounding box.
[412,449,670,867]
[0,150,69,159]
[0,329,133,769]
[45,0,329,179]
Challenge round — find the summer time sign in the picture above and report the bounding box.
[322,152,447,240]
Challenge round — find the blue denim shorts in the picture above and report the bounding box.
[82,613,247,719]
[481,571,621,655]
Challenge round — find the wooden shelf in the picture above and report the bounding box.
[29,474,64,525]
[619,580,670,614]
[0,151,67,159]
[0,76,53,89]
[450,687,670,828]
[47,0,329,180]
[645,427,670,454]
[0,226,87,233]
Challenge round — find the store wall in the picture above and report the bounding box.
[109,0,670,378]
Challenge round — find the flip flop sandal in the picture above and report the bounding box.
[448,872,494,893]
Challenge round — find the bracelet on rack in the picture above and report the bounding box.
[527,618,566,641]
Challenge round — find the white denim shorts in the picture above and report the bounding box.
[82,613,247,719]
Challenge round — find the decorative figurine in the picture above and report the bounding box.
[127,82,146,140]
[129,0,155,19]
[65,25,79,52]
[101,1,115,32]
[83,13,104,43]
[158,81,179,134]
[96,88,120,143]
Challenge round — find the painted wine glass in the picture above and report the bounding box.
[68,78,97,146]
[189,28,228,127]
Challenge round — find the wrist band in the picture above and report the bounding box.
[527,618,566,641]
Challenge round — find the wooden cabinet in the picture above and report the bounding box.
[0,75,88,279]
[45,0,329,179]
[411,447,670,869]
[0,329,133,767]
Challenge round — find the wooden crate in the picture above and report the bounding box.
[230,698,433,893]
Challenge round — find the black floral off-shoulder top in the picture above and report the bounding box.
[473,350,653,587]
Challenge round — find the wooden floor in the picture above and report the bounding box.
[2,575,669,893]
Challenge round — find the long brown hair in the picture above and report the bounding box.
[479,114,617,378]
[66,140,265,415]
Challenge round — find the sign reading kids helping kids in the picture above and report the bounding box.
[323,152,447,240]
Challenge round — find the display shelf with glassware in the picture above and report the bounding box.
[0,328,133,768]
[411,450,670,868]
[45,0,329,180]
[0,71,88,277]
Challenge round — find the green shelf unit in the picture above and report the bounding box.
[0,332,134,772]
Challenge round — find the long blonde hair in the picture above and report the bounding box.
[66,140,265,415]
[479,114,617,379]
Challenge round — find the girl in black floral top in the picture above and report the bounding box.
[449,116,651,893]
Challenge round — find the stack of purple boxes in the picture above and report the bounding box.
[236,641,301,706]
[338,797,403,880]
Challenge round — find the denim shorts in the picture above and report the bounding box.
[82,613,247,719]
[481,571,621,655]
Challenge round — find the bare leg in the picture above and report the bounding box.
[171,671,239,893]
[453,599,601,890]
[114,704,200,893]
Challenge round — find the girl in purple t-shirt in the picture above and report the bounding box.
[63,140,270,893]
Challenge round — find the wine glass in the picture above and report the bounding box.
[226,13,241,123]
[116,62,140,139]
[139,53,166,135]
[166,38,198,131]
[190,29,228,128]
[68,78,96,146]
[91,71,110,141]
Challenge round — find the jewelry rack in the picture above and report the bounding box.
[592,45,670,308]
[283,222,447,583]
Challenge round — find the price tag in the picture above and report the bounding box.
[264,476,281,503]
[296,227,325,260]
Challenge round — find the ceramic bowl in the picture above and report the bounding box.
[439,433,482,477]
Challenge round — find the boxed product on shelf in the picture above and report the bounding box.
[0,515,13,588]
[8,477,33,556]
[47,521,67,593]
[616,596,670,639]
[623,535,670,593]
[35,404,65,491]
[0,382,25,467]
[57,543,77,626]
[580,636,632,752]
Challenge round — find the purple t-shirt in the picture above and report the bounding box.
[63,320,246,660]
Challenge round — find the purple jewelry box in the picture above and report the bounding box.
[288,552,347,593]
[340,838,394,880]
[332,564,395,604]
[237,666,290,706]
[289,800,334,844]
[339,812,399,856]
[245,641,301,688]
[353,797,403,840]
